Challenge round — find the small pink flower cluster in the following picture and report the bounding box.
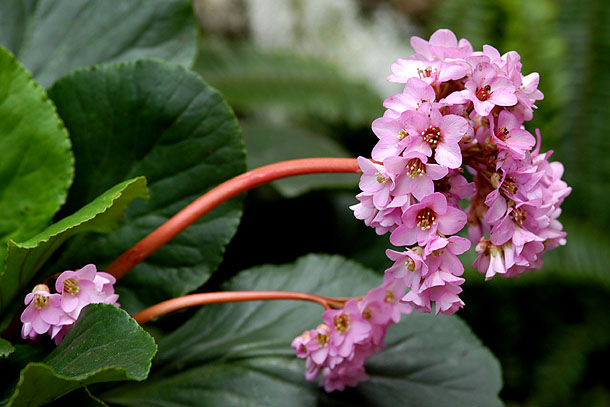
[291,277,410,391]
[21,264,119,344]
[351,28,571,313]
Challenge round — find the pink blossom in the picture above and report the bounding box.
[491,111,536,160]
[21,285,74,340]
[402,103,470,168]
[390,192,467,247]
[385,151,448,200]
[356,157,397,209]
[383,77,436,115]
[55,264,119,318]
[443,60,517,116]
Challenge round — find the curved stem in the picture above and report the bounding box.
[104,158,360,280]
[133,291,351,324]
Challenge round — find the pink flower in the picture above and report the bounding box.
[21,285,74,340]
[55,264,119,318]
[444,60,517,116]
[385,151,448,200]
[383,77,436,115]
[491,111,536,160]
[390,192,467,247]
[357,157,396,209]
[402,103,470,168]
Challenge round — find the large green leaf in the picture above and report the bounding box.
[6,304,156,407]
[0,177,148,331]
[194,40,383,126]
[0,46,73,274]
[101,255,502,407]
[243,121,359,197]
[0,0,197,88]
[47,60,246,314]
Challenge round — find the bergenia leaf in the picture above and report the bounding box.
[0,0,197,88]
[47,59,246,314]
[0,46,73,282]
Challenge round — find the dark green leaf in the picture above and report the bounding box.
[0,177,148,331]
[243,121,359,197]
[194,40,383,126]
[47,60,246,313]
[0,338,14,358]
[0,46,73,275]
[0,0,197,87]
[101,255,502,407]
[47,388,109,407]
[7,304,156,407]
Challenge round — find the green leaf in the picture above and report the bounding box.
[0,177,148,331]
[194,40,383,126]
[46,388,109,407]
[0,338,14,358]
[7,304,156,407]
[243,120,359,197]
[0,46,73,273]
[0,0,197,88]
[101,255,502,407]
[47,60,247,314]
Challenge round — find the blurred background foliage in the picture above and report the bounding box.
[192,0,609,406]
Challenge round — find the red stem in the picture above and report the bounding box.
[133,291,350,324]
[104,158,360,280]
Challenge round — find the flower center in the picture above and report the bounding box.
[509,207,526,225]
[416,207,437,230]
[333,313,350,333]
[417,66,433,79]
[362,306,372,320]
[421,125,442,147]
[398,129,408,140]
[376,172,388,184]
[500,176,518,195]
[316,332,330,346]
[33,294,48,309]
[405,257,415,271]
[495,127,509,141]
[385,289,395,304]
[406,158,426,178]
[63,278,80,295]
[476,84,492,101]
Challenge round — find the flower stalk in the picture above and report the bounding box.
[104,158,360,280]
[133,291,352,324]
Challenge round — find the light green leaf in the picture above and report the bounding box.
[7,304,156,407]
[243,121,359,197]
[0,46,73,275]
[194,40,383,126]
[0,177,148,331]
[47,60,246,314]
[101,255,502,407]
[0,0,197,87]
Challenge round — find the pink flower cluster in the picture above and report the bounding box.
[21,264,119,344]
[294,28,571,392]
[291,277,410,391]
[351,28,571,312]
